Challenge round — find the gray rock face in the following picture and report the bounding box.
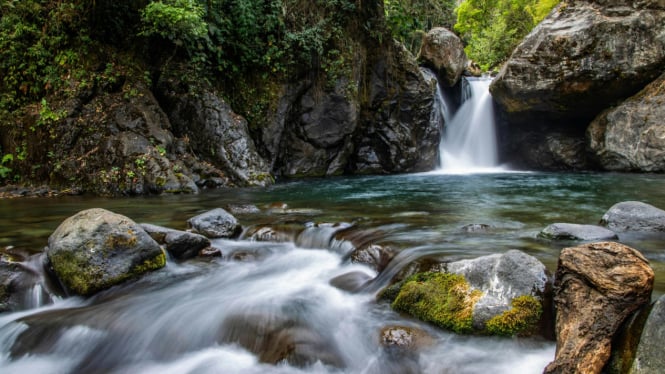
[539,223,618,241]
[630,295,665,373]
[491,1,665,123]
[588,73,665,172]
[45,208,166,296]
[156,79,272,187]
[141,223,211,260]
[601,201,665,232]
[274,79,359,177]
[418,27,467,87]
[187,208,241,238]
[354,41,440,174]
[446,249,549,329]
[258,38,439,177]
[544,242,654,374]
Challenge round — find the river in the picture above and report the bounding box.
[1,171,664,373]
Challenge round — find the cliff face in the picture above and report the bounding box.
[253,1,438,178]
[0,1,439,194]
[490,0,665,170]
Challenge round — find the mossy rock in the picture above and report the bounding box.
[485,295,543,336]
[46,208,166,296]
[390,272,482,334]
[387,271,544,336]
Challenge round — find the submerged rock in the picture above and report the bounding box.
[600,201,665,232]
[141,223,210,260]
[218,313,344,368]
[539,223,618,241]
[379,325,434,351]
[0,249,45,312]
[418,27,467,87]
[187,208,241,239]
[588,73,665,172]
[45,208,166,296]
[544,242,654,374]
[460,223,492,233]
[349,244,395,273]
[329,271,373,293]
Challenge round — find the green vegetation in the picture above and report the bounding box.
[485,295,543,336]
[384,0,457,54]
[391,272,482,334]
[454,0,560,71]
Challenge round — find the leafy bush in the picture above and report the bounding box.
[384,0,457,54]
[454,0,560,71]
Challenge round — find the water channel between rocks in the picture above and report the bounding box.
[1,172,664,373]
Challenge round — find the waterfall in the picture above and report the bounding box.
[425,70,502,173]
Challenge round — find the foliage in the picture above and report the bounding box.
[139,0,208,62]
[0,153,12,179]
[384,0,457,54]
[454,0,560,71]
[391,272,482,334]
[485,295,543,336]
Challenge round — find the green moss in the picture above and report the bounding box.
[131,250,166,274]
[485,295,543,336]
[48,250,100,296]
[391,272,482,334]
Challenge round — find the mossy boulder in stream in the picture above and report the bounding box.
[383,250,549,336]
[45,208,166,296]
[390,272,482,334]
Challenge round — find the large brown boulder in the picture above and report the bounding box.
[418,27,467,87]
[588,73,665,172]
[491,1,665,123]
[544,242,654,374]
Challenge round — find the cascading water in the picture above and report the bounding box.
[425,69,502,173]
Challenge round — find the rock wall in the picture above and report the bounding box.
[490,0,665,171]
[255,2,439,178]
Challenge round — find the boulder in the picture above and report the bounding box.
[539,223,618,241]
[379,325,434,351]
[218,313,344,368]
[630,294,665,373]
[0,249,44,312]
[187,208,241,239]
[329,271,373,293]
[600,201,665,232]
[544,242,654,374]
[445,249,549,333]
[588,73,665,172]
[349,244,395,272]
[418,27,467,87]
[490,1,665,123]
[141,223,211,260]
[384,250,548,336]
[45,208,166,296]
[460,223,491,233]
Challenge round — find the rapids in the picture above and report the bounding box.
[1,172,664,373]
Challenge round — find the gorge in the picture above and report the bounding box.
[1,0,665,373]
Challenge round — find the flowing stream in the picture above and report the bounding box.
[1,172,665,373]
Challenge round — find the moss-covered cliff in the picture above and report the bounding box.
[0,0,439,195]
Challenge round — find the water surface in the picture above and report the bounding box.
[1,172,664,373]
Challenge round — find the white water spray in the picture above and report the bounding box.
[432,75,502,173]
